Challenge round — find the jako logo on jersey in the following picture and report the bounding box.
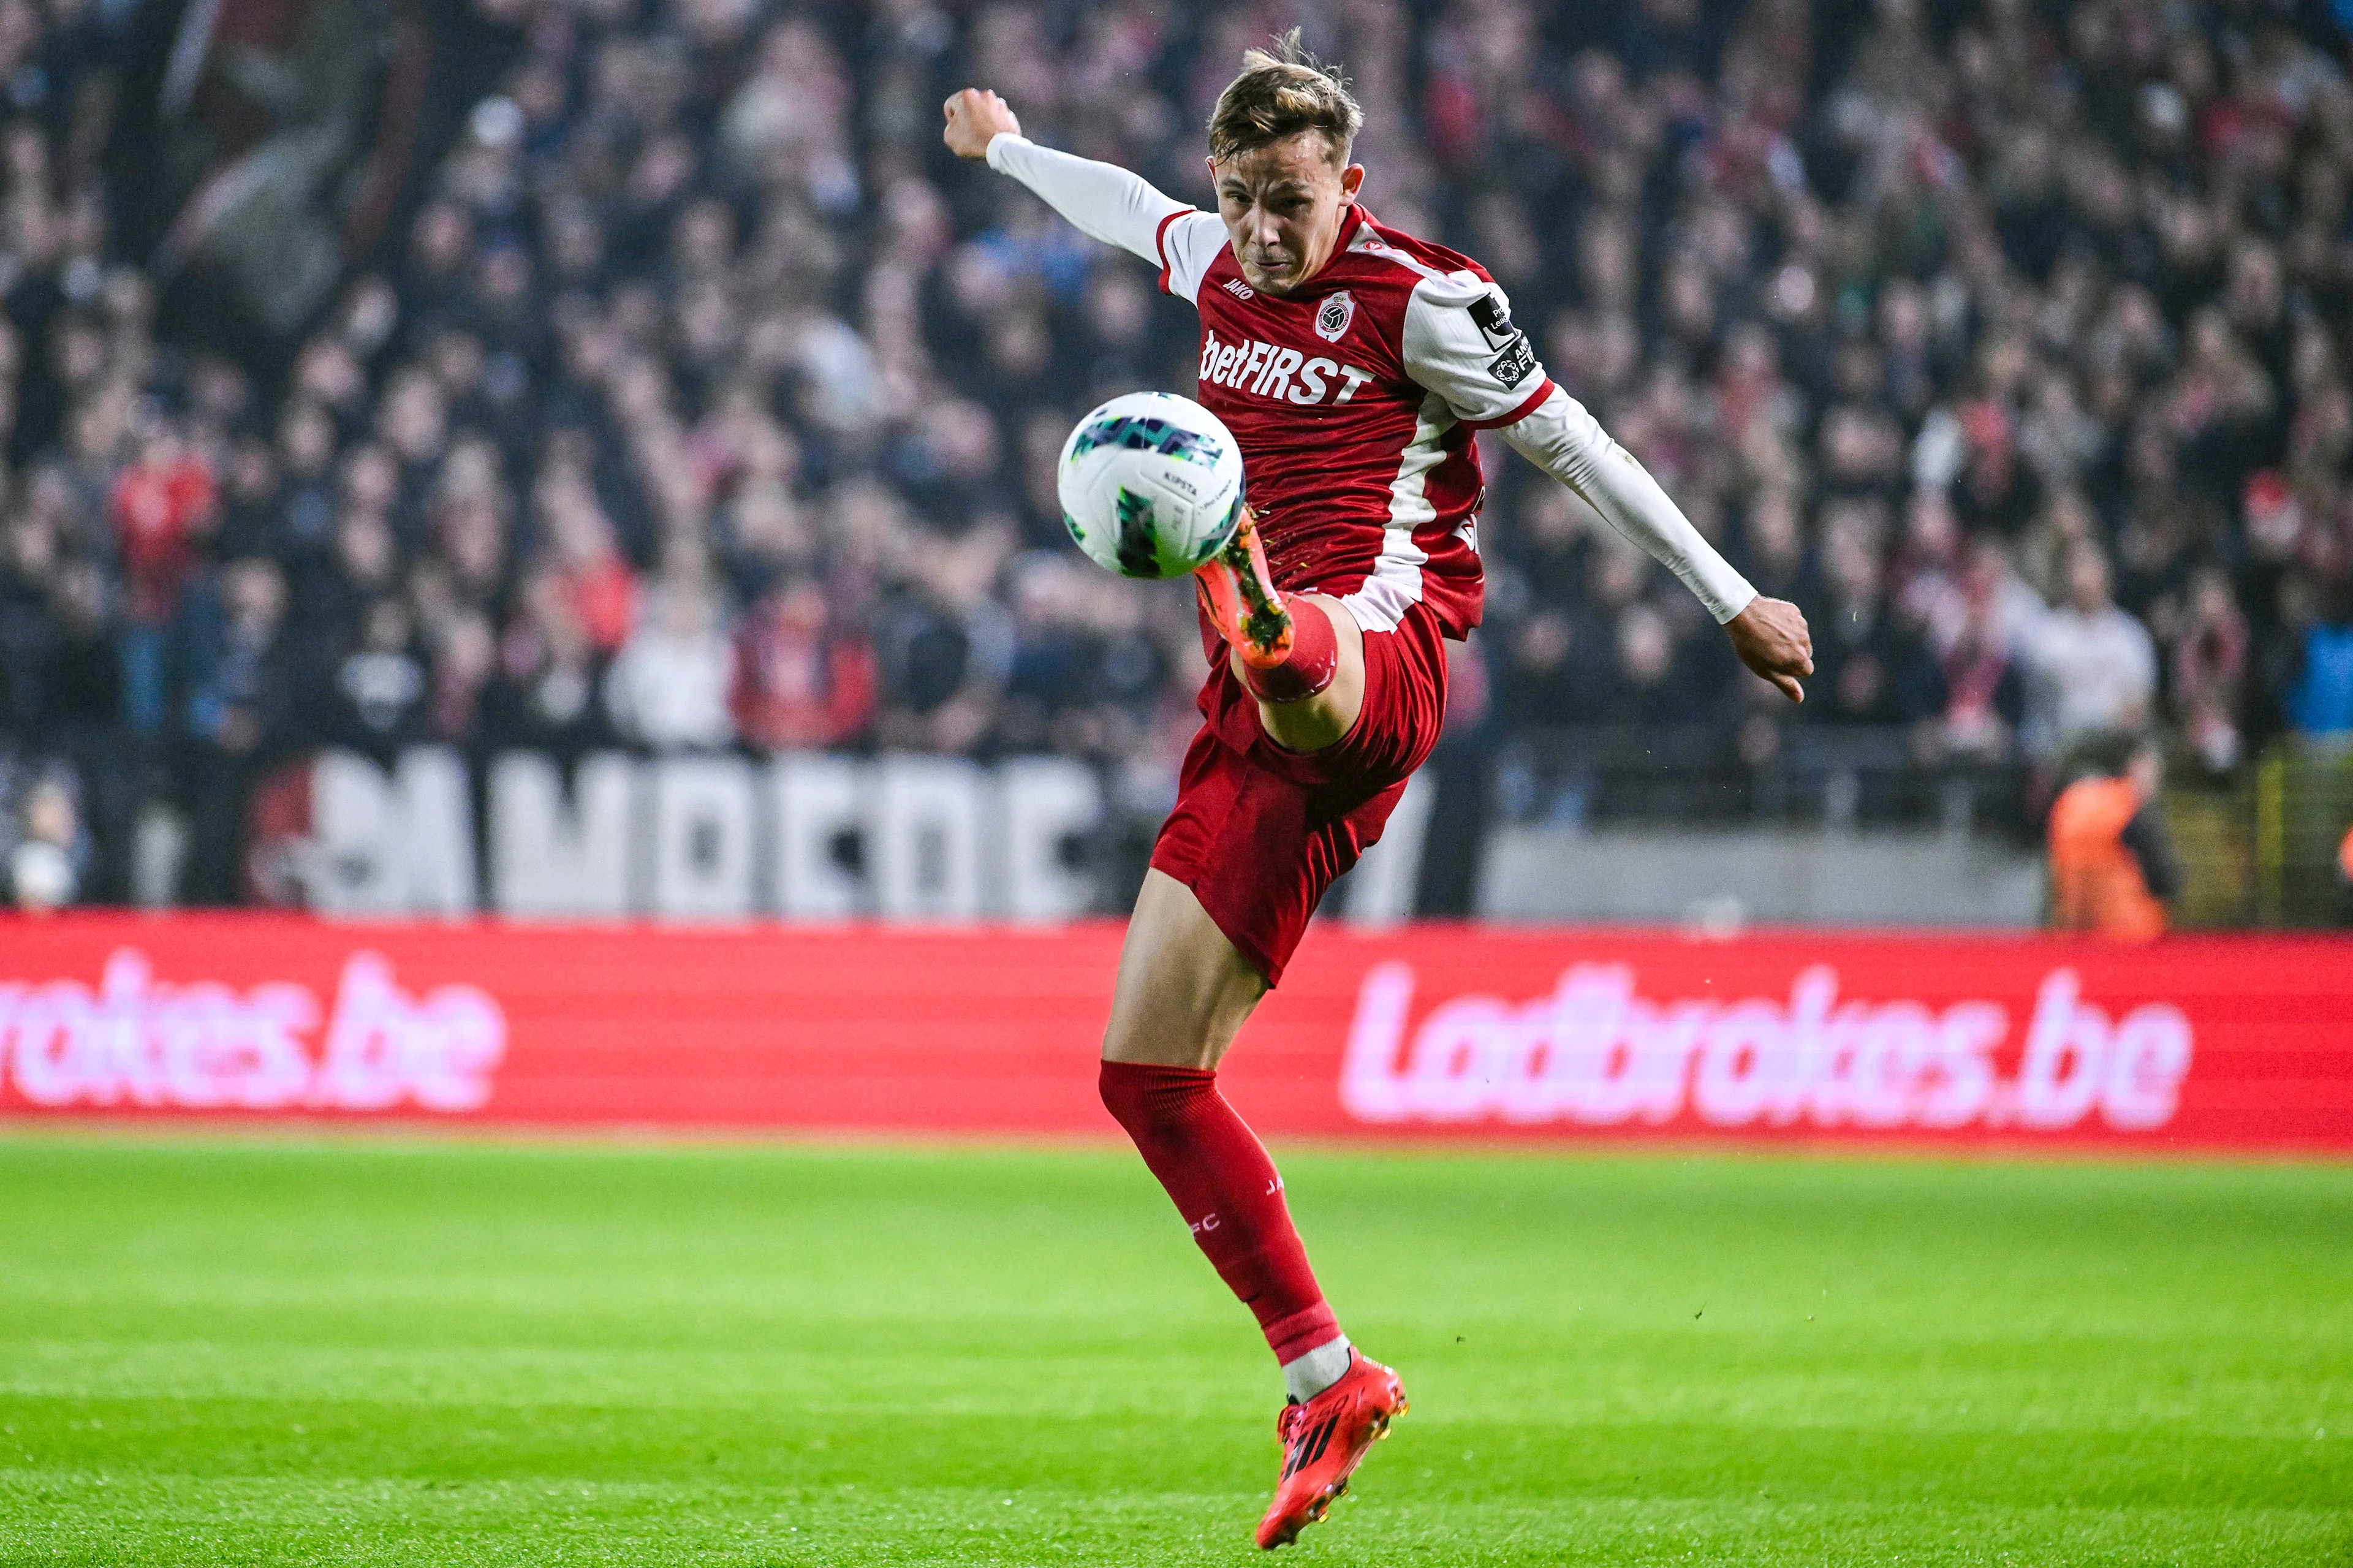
[1198,329,1374,406]
[1222,277,1254,300]
[1314,290,1355,341]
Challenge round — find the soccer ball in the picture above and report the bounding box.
[1056,392,1246,580]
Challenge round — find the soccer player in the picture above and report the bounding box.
[944,35,1813,1548]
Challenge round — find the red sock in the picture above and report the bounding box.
[1243,594,1339,704]
[1099,1061,1341,1365]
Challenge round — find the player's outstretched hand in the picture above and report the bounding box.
[1726,596,1814,703]
[943,89,1019,159]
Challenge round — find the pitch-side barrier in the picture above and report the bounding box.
[1,915,2347,1152]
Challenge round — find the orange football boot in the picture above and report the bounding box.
[1254,1349,1407,1550]
[1193,505,1294,668]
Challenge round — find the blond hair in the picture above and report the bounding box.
[1206,28,1363,165]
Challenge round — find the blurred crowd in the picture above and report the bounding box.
[1,0,2352,907]
[1479,0,2353,799]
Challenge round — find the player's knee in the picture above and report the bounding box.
[1254,597,1364,751]
[1100,1058,1215,1132]
[1099,1058,1164,1127]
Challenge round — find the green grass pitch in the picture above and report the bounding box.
[1,1135,2347,1565]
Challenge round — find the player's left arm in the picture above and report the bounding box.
[943,88,1194,273]
[1401,278,1814,702]
[1502,387,1812,702]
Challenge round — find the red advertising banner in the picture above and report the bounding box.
[1,914,2348,1151]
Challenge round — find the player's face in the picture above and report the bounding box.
[1209,133,1365,296]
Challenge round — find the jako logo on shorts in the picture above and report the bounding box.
[1339,963,2192,1134]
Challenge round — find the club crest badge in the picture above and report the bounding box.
[1314,290,1355,343]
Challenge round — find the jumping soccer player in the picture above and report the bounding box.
[944,35,1812,1548]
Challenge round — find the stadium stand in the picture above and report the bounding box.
[0,0,2349,917]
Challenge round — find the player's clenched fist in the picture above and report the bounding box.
[1726,596,1814,703]
[942,89,1019,159]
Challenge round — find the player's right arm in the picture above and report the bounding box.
[944,88,1197,272]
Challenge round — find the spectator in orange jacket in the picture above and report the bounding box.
[2048,734,2178,942]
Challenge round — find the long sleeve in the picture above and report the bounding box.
[985,132,1191,266]
[1502,385,1757,624]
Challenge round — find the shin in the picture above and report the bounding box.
[1098,871,1349,1388]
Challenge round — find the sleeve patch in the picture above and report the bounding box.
[1488,334,1537,388]
[1468,292,1521,350]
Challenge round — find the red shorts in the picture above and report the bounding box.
[1150,602,1449,985]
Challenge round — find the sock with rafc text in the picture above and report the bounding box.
[1098,1061,1349,1396]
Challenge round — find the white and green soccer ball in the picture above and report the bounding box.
[1056,392,1246,580]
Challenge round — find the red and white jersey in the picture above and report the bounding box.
[1154,203,1553,638]
[982,132,1755,629]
